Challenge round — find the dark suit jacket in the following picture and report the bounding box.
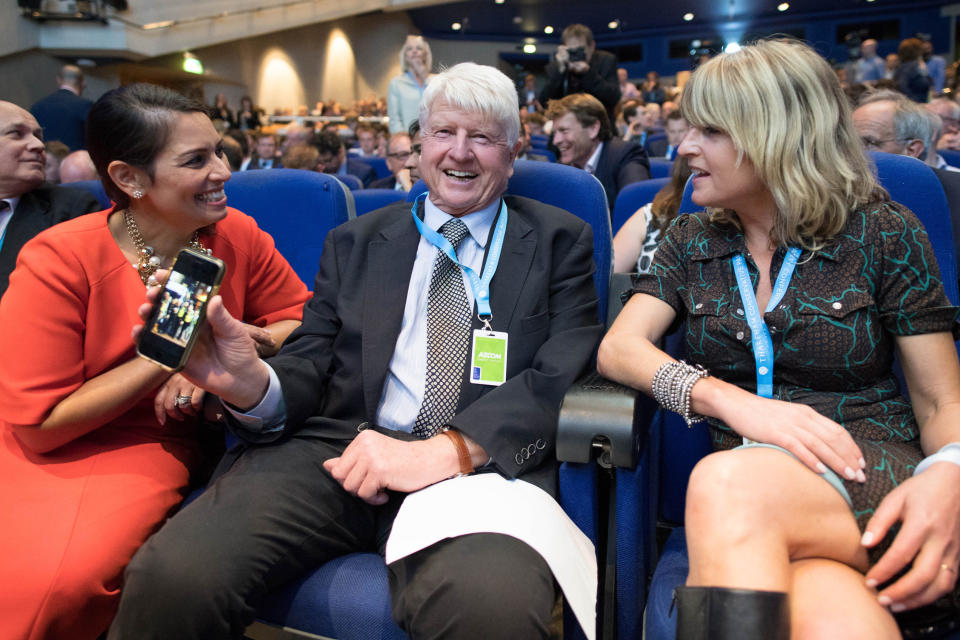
[595,138,651,211]
[369,175,398,190]
[645,137,669,158]
[539,49,621,114]
[245,154,284,170]
[0,184,101,299]
[30,89,93,151]
[260,196,602,496]
[346,158,376,187]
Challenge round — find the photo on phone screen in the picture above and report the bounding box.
[137,248,225,371]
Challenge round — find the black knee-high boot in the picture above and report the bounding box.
[674,586,790,640]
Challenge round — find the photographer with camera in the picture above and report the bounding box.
[539,23,621,116]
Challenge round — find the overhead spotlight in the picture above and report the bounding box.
[691,39,702,48]
[683,12,694,21]
[495,0,505,4]
[724,41,741,53]
[544,25,554,34]
[523,43,537,53]
[608,19,619,30]
[777,2,789,11]
[452,21,462,30]
[513,15,523,24]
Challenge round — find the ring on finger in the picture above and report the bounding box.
[941,563,957,573]
[176,394,193,408]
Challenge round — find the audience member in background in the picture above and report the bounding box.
[350,123,379,158]
[895,38,933,103]
[243,133,282,171]
[225,129,250,170]
[516,122,551,162]
[314,130,376,186]
[922,37,947,95]
[520,73,542,113]
[622,100,659,147]
[374,122,389,157]
[884,53,900,80]
[613,156,692,272]
[0,101,99,300]
[540,23,621,116]
[929,97,960,151]
[547,92,651,210]
[388,35,433,134]
[236,95,263,131]
[404,120,422,184]
[0,83,309,640]
[30,64,93,152]
[641,71,667,105]
[370,132,413,190]
[44,140,70,184]
[281,123,313,153]
[281,143,321,171]
[661,100,679,120]
[210,93,235,130]
[527,111,547,137]
[600,38,960,640]
[854,89,932,163]
[618,68,640,100]
[220,134,244,172]
[657,111,689,160]
[854,39,887,84]
[59,150,99,183]
[109,62,601,640]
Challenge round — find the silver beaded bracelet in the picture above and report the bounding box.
[651,360,709,428]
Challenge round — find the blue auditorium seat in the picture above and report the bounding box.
[243,159,612,640]
[223,169,354,287]
[939,149,960,168]
[337,174,364,191]
[356,156,391,180]
[65,179,112,209]
[530,133,550,149]
[648,158,673,179]
[645,150,960,639]
[611,177,669,236]
[353,188,406,215]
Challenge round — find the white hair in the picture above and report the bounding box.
[399,35,433,74]
[419,62,521,146]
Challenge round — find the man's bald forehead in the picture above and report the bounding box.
[0,101,36,123]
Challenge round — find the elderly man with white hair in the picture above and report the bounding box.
[109,62,602,640]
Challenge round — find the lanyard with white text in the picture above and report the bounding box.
[731,247,801,399]
[410,192,508,326]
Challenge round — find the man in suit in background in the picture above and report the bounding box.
[539,23,621,116]
[241,133,283,170]
[314,130,376,187]
[653,111,689,160]
[548,92,651,210]
[370,132,413,190]
[516,122,551,162]
[30,65,93,152]
[110,62,601,640]
[0,101,100,300]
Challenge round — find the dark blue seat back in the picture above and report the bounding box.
[530,133,550,149]
[648,158,673,179]
[337,174,364,191]
[939,149,960,168]
[353,188,406,215]
[408,160,612,322]
[66,180,112,209]
[356,156,391,180]
[530,148,557,163]
[611,177,669,236]
[224,169,354,287]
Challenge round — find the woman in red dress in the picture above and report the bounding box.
[0,84,310,639]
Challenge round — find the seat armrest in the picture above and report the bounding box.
[557,371,650,469]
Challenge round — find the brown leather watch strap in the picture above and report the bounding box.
[442,429,474,477]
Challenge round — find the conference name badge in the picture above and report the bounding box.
[470,329,508,386]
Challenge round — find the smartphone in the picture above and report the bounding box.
[137,248,226,372]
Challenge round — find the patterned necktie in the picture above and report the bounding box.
[412,218,472,438]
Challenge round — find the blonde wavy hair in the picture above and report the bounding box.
[681,39,884,250]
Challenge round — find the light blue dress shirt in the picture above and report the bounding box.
[228,196,500,435]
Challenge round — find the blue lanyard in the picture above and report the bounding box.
[731,247,801,398]
[410,193,508,323]
[407,71,426,95]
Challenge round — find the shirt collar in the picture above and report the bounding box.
[3,196,20,213]
[584,141,604,174]
[59,84,79,95]
[423,195,500,248]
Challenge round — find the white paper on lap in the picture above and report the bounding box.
[385,473,597,640]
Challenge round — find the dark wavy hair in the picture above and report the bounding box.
[86,83,206,208]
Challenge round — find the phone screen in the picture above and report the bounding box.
[137,248,225,371]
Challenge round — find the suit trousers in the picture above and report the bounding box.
[107,433,556,640]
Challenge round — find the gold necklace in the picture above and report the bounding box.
[122,209,209,284]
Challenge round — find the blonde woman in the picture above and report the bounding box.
[387,35,433,134]
[598,39,960,638]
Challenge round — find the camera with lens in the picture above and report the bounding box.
[567,47,587,63]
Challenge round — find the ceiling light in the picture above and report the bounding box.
[512,15,523,24]
[494,0,505,4]
[452,21,462,30]
[683,12,694,21]
[608,19,619,30]
[724,42,741,53]
[777,2,789,10]
[544,25,554,34]
[523,43,537,53]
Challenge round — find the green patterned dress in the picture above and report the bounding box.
[634,201,960,536]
